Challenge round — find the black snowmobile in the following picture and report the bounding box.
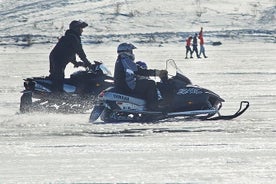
[89,59,249,123]
[20,61,114,113]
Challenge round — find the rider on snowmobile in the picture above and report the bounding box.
[114,42,168,111]
[49,20,92,92]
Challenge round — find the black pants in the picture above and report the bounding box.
[192,45,200,58]
[49,56,66,92]
[133,79,158,110]
[185,46,192,58]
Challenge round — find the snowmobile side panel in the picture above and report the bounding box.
[104,92,146,106]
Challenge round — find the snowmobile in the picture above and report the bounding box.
[20,61,114,113]
[89,59,249,123]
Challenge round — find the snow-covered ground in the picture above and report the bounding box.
[0,0,276,183]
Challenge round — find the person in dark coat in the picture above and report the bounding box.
[114,42,167,111]
[49,20,92,92]
[191,33,200,59]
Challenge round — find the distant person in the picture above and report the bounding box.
[49,20,92,92]
[198,27,208,58]
[114,42,167,111]
[185,35,193,59]
[191,33,200,59]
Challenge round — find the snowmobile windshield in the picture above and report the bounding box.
[165,59,192,84]
[99,64,112,77]
[166,59,185,76]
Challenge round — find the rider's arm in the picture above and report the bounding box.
[69,35,91,67]
[135,67,156,77]
[69,55,77,65]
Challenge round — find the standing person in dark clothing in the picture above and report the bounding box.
[185,35,193,59]
[191,33,200,59]
[49,20,92,92]
[198,27,208,58]
[114,42,167,111]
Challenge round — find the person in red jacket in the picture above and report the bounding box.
[185,35,193,59]
[198,27,208,58]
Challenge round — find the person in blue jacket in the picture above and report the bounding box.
[114,42,167,111]
[49,20,92,92]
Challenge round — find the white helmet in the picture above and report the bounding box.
[117,42,137,53]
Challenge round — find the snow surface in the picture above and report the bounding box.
[0,0,276,183]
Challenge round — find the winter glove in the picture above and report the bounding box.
[156,69,168,83]
[156,70,168,78]
[83,60,92,68]
[160,70,168,78]
[73,61,84,68]
[155,70,161,76]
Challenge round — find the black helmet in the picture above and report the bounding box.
[117,42,137,53]
[69,20,88,30]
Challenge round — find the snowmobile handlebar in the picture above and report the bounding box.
[86,61,112,77]
[85,61,100,74]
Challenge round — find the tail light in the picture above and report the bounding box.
[98,90,105,98]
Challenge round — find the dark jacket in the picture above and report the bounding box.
[192,34,198,46]
[114,53,156,93]
[49,29,90,75]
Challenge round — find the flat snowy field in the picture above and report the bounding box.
[0,0,275,183]
[1,41,276,183]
